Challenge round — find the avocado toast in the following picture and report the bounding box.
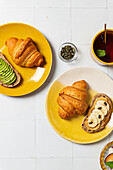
[0,52,21,87]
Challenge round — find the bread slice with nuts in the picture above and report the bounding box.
[82,93,113,133]
[0,52,21,88]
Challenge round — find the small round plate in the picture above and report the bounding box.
[45,67,113,144]
[100,141,113,170]
[0,23,52,96]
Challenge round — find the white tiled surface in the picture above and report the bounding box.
[35,8,71,46]
[0,121,35,158]
[0,0,113,170]
[73,137,109,158]
[73,158,99,170]
[35,83,50,120]
[36,158,72,170]
[71,0,106,8]
[0,8,35,26]
[35,0,70,7]
[36,120,72,158]
[0,94,35,120]
[71,9,107,44]
[0,159,35,170]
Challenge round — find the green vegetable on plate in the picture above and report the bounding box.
[105,161,113,168]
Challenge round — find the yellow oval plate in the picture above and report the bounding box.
[45,67,113,144]
[0,23,52,96]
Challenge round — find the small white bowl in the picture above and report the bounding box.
[58,42,78,63]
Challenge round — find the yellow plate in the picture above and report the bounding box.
[45,67,113,144]
[0,23,52,96]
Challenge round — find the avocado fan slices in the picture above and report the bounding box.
[0,58,17,85]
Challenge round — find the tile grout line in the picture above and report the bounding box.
[34,5,36,27]
[34,0,35,8]
[70,7,107,9]
[0,7,108,9]
[35,156,98,159]
[34,80,36,169]
[70,0,72,42]
[34,6,36,28]
[0,156,98,159]
[106,0,109,77]
[34,94,37,169]
[34,6,37,169]
[34,116,37,170]
[33,95,36,170]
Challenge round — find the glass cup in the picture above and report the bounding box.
[58,42,78,63]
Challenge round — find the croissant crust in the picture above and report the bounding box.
[57,80,88,119]
[5,37,44,67]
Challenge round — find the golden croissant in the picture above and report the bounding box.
[57,80,88,119]
[5,37,44,67]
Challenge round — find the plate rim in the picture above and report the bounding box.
[45,67,113,144]
[0,22,52,96]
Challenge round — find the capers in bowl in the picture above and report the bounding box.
[59,42,77,62]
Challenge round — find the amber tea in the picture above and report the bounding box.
[94,31,113,63]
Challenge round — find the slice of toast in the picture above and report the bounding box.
[0,52,21,88]
[82,93,112,133]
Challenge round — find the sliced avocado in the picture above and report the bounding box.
[4,62,12,72]
[0,69,13,79]
[0,59,12,71]
[0,65,13,77]
[1,72,14,82]
[4,71,14,80]
[7,75,17,84]
[1,68,13,78]
[0,58,16,85]
[0,59,11,72]
[0,64,8,73]
[0,62,11,74]
[2,73,16,84]
[0,67,12,77]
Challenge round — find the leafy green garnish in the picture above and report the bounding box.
[105,161,113,168]
[96,49,106,57]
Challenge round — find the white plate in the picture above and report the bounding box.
[58,67,113,97]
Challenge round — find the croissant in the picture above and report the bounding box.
[57,80,88,119]
[5,37,44,67]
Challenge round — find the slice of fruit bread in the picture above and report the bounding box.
[82,93,112,133]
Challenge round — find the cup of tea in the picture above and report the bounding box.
[90,29,113,65]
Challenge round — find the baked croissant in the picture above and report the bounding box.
[57,80,88,119]
[5,37,44,67]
